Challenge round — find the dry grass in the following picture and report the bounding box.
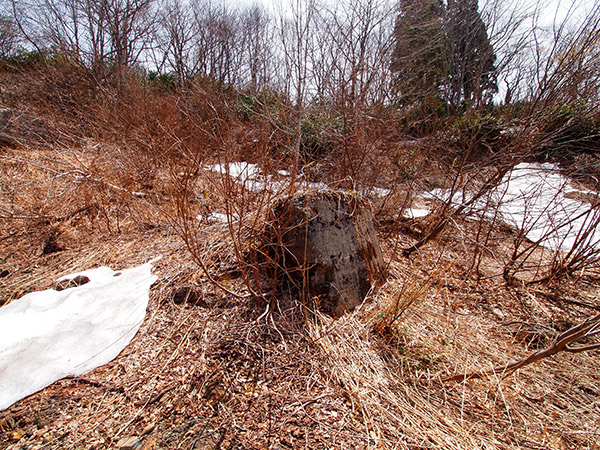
[309,256,600,449]
[1,73,600,449]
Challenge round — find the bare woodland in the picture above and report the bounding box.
[0,0,600,448]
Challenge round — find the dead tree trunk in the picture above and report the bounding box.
[266,191,385,317]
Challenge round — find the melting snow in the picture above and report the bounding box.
[205,161,330,194]
[207,162,262,180]
[403,208,431,219]
[206,162,395,198]
[207,162,283,193]
[0,261,158,410]
[424,163,600,252]
[359,186,391,198]
[496,163,600,251]
[206,212,230,223]
[371,187,392,197]
[306,181,329,191]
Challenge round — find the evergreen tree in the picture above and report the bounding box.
[391,0,447,108]
[445,0,497,108]
[391,0,497,111]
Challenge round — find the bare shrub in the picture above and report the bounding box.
[443,311,600,382]
[372,264,440,335]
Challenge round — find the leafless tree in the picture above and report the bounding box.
[8,0,158,81]
[238,5,272,91]
[276,0,317,109]
[0,14,19,57]
[155,0,198,83]
[318,0,395,111]
[191,0,242,86]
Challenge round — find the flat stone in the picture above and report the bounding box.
[115,436,140,449]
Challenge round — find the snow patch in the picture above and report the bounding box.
[206,162,387,197]
[360,186,391,198]
[197,212,240,223]
[423,163,600,252]
[207,162,262,180]
[403,208,431,219]
[0,261,158,410]
[305,181,329,191]
[207,212,230,223]
[206,161,330,194]
[206,162,284,193]
[371,187,392,197]
[497,163,600,252]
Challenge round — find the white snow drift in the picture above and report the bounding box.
[496,163,600,251]
[0,261,158,410]
[424,163,600,252]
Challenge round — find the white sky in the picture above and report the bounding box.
[245,0,597,27]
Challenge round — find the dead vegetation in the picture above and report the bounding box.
[0,63,600,450]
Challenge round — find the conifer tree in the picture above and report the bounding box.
[391,0,497,111]
[445,0,497,108]
[391,0,447,108]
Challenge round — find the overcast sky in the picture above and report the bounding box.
[244,0,597,26]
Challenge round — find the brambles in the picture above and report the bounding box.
[1,1,600,448]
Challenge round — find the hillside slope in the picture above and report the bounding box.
[1,70,599,450]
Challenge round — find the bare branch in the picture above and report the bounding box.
[441,312,600,382]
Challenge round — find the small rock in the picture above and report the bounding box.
[116,436,140,449]
[141,422,156,435]
[55,275,91,291]
[0,269,9,278]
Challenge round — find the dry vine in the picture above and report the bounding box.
[442,311,600,382]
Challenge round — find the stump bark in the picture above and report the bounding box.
[268,191,385,317]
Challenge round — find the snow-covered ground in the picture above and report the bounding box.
[425,163,600,252]
[204,162,600,254]
[205,162,389,197]
[0,261,158,410]
[206,161,330,194]
[496,163,600,252]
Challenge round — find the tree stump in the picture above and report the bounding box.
[267,191,385,317]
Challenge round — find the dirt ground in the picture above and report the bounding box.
[1,141,600,450]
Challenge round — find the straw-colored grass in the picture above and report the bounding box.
[1,89,599,450]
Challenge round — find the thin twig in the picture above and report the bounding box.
[441,312,600,382]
